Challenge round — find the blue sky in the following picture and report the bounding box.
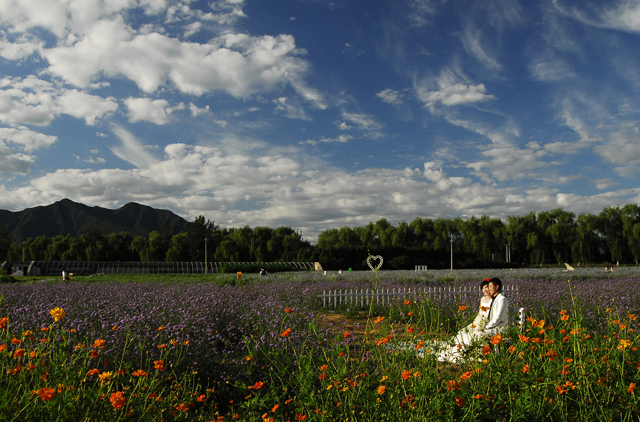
[1,0,640,242]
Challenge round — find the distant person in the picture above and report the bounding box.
[338,269,343,275]
[62,268,71,281]
[259,268,267,276]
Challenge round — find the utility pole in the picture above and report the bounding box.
[204,238,208,274]
[450,238,454,271]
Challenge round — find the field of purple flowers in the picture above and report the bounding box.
[0,267,638,420]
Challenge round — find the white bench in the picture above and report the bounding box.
[509,306,526,331]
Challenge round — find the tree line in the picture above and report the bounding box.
[1,205,640,270]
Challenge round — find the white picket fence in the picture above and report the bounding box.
[319,285,519,308]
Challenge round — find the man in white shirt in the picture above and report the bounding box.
[481,277,509,337]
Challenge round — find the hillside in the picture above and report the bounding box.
[0,199,191,243]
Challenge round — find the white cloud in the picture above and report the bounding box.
[0,126,57,151]
[341,111,382,131]
[109,125,158,169]
[301,134,353,146]
[125,98,184,125]
[460,24,501,71]
[416,69,495,110]
[553,0,640,33]
[376,88,405,105]
[0,76,117,126]
[0,141,35,174]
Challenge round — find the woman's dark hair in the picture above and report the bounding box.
[480,279,490,289]
[489,277,503,292]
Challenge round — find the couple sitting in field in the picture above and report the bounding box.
[434,277,509,363]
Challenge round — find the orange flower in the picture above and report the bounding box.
[446,380,460,391]
[481,345,491,355]
[11,338,20,345]
[519,334,530,343]
[49,307,66,322]
[490,334,503,345]
[0,345,4,352]
[34,387,56,402]
[90,350,99,359]
[460,371,473,380]
[153,360,164,371]
[197,394,206,402]
[175,403,190,412]
[13,348,25,358]
[403,300,411,305]
[87,368,99,376]
[522,364,529,373]
[285,308,293,313]
[508,345,515,354]
[98,371,113,381]
[458,305,468,312]
[628,383,636,394]
[618,339,632,349]
[377,385,386,395]
[297,413,307,421]
[281,328,292,338]
[0,317,8,329]
[414,341,425,350]
[272,404,279,412]
[407,312,413,316]
[560,314,569,321]
[109,391,126,409]
[343,332,352,338]
[132,369,148,377]
[249,381,264,390]
[406,326,415,334]
[157,344,166,349]
[455,397,465,407]
[401,369,412,380]
[320,364,329,371]
[473,394,484,400]
[93,339,105,349]
[376,337,390,346]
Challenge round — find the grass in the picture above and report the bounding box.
[0,270,638,421]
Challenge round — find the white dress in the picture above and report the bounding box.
[436,296,493,363]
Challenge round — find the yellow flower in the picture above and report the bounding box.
[618,339,632,349]
[49,307,66,322]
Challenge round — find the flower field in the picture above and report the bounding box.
[0,268,638,421]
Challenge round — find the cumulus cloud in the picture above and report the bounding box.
[0,126,57,151]
[0,76,117,126]
[125,98,185,125]
[415,69,495,110]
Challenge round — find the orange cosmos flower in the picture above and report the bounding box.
[376,337,390,346]
[460,371,473,380]
[481,345,491,355]
[618,339,632,349]
[87,368,99,376]
[13,348,25,358]
[280,328,292,338]
[490,334,503,345]
[93,339,105,349]
[0,345,4,352]
[249,381,265,390]
[34,387,56,402]
[628,383,636,394]
[98,371,113,381]
[109,391,126,409]
[407,326,415,334]
[458,305,468,312]
[522,364,529,373]
[49,307,66,322]
[407,312,413,316]
[272,404,279,412]
[414,341,425,350]
[0,317,8,329]
[455,397,465,407]
[401,369,412,380]
[285,308,293,313]
[297,413,307,421]
[11,338,20,345]
[377,385,386,395]
[153,360,164,371]
[132,369,148,377]
[175,403,190,412]
[403,300,411,305]
[343,332,352,338]
[447,380,460,391]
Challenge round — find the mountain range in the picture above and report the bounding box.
[0,199,191,243]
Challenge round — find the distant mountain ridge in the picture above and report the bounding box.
[0,199,191,243]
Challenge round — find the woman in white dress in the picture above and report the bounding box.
[436,279,494,363]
